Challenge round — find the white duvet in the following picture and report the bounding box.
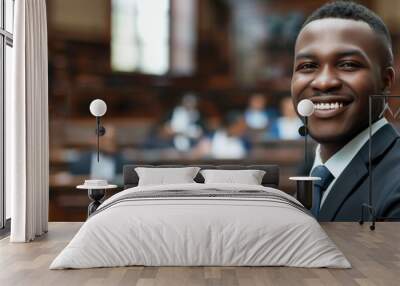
[50,183,351,269]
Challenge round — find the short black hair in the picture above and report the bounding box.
[302,0,393,66]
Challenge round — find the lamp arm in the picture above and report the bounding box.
[95,117,106,162]
[304,116,308,174]
[96,117,100,162]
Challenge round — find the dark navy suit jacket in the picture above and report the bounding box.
[318,124,400,221]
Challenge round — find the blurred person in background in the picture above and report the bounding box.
[194,111,250,159]
[143,123,174,149]
[168,93,204,152]
[244,93,278,130]
[269,96,302,140]
[143,93,204,152]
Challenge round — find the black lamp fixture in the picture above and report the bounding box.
[289,99,316,210]
[89,99,107,162]
[297,99,315,169]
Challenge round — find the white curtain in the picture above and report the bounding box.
[7,0,49,242]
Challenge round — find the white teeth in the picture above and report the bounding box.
[314,102,345,110]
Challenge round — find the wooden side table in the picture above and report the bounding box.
[289,176,321,210]
[76,184,118,217]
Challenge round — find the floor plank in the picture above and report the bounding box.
[0,222,399,286]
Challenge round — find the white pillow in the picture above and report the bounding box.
[135,167,200,186]
[200,169,266,185]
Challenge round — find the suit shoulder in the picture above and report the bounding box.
[375,136,400,162]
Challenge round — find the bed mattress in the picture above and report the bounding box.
[50,183,351,269]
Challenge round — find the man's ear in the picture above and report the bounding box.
[382,66,395,93]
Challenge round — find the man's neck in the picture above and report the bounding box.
[318,118,386,163]
[319,143,344,163]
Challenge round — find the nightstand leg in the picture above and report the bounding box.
[296,180,313,210]
[87,189,105,216]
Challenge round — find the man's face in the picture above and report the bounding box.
[291,18,387,144]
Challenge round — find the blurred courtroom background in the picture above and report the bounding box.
[47,0,400,221]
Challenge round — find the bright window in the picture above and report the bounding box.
[111,0,170,75]
[1,0,14,229]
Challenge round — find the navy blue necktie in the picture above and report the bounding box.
[310,165,334,218]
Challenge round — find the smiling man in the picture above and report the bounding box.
[291,1,400,221]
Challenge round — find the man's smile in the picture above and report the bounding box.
[309,95,354,119]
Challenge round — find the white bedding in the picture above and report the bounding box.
[50,183,351,269]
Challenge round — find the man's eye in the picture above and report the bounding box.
[338,61,361,70]
[297,63,317,72]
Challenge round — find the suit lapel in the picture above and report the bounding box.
[318,156,367,221]
[318,124,399,221]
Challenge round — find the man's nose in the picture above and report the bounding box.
[310,66,342,93]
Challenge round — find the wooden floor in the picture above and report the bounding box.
[0,222,399,286]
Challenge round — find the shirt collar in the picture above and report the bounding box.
[312,118,388,178]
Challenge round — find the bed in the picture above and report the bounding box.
[50,165,351,269]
